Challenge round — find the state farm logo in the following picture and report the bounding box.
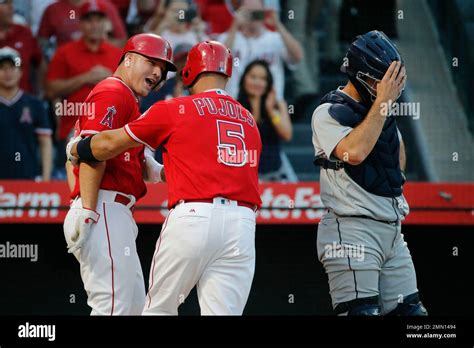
[0,186,60,218]
[258,187,325,220]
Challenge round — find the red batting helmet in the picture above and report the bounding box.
[120,34,177,74]
[181,41,233,87]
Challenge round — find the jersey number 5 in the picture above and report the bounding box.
[216,120,247,167]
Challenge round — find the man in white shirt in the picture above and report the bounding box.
[218,0,303,100]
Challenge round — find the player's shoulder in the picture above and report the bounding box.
[162,94,193,108]
[92,77,135,98]
[312,102,332,123]
[312,99,357,126]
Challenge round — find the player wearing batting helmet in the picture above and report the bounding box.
[311,31,427,315]
[68,41,262,315]
[64,32,176,315]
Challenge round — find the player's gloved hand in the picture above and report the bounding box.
[66,207,100,254]
[143,147,164,183]
[66,136,82,165]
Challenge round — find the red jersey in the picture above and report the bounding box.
[71,77,146,200]
[46,39,122,140]
[38,0,127,47]
[125,89,262,209]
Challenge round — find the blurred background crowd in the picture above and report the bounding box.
[0,0,472,184]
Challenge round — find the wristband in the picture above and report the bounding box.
[77,136,101,162]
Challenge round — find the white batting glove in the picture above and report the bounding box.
[144,148,164,183]
[66,136,82,165]
[67,207,100,254]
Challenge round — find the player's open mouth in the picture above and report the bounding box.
[145,78,156,88]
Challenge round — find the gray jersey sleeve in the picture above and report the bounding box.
[311,103,353,159]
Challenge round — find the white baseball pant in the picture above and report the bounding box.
[64,189,146,315]
[143,197,256,315]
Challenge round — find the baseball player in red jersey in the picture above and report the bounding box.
[68,41,262,315]
[63,33,177,315]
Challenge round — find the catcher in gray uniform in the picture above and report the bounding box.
[312,31,427,316]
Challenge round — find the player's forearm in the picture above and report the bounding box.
[65,161,76,192]
[38,135,52,181]
[45,74,88,99]
[72,128,140,162]
[341,99,386,163]
[79,161,106,210]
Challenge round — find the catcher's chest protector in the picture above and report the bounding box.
[320,90,404,197]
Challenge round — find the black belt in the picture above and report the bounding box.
[334,214,399,225]
[174,198,258,212]
[314,156,345,170]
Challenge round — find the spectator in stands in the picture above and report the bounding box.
[219,0,303,100]
[45,0,122,178]
[195,0,236,36]
[0,0,45,94]
[146,0,208,50]
[125,0,160,34]
[0,47,52,180]
[110,0,131,18]
[13,0,55,35]
[38,0,127,50]
[237,59,295,181]
[282,0,321,103]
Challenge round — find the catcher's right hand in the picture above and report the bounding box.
[66,207,100,254]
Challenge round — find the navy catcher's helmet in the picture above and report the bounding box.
[341,30,404,105]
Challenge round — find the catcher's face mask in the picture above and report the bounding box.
[356,70,406,102]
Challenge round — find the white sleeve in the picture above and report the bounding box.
[273,32,291,64]
[312,103,353,159]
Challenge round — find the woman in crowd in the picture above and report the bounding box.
[237,59,294,181]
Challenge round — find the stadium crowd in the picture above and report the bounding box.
[0,0,398,182]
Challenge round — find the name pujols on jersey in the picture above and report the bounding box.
[192,97,256,128]
[190,95,259,167]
